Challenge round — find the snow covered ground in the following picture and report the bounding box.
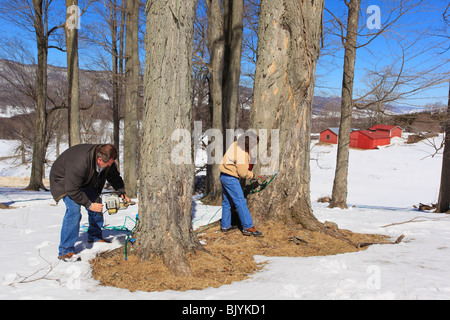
[1,135,449,300]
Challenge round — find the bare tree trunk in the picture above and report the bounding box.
[20,129,26,164]
[123,0,139,198]
[250,0,285,134]
[437,80,450,213]
[117,0,126,168]
[222,0,244,130]
[329,0,361,209]
[108,0,122,162]
[427,5,449,213]
[135,0,200,276]
[247,0,325,231]
[204,0,225,204]
[203,0,245,205]
[66,0,81,146]
[26,0,48,191]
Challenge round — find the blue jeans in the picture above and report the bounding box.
[220,173,254,230]
[58,195,104,256]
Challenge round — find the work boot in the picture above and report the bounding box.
[221,226,237,233]
[58,252,81,262]
[242,227,262,237]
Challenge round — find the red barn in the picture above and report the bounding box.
[350,130,360,148]
[319,128,339,144]
[369,125,402,138]
[352,130,391,149]
[319,125,397,149]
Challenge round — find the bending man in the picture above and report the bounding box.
[50,144,130,261]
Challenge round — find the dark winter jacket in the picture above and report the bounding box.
[49,144,125,208]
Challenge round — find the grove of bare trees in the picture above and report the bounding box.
[0,0,449,278]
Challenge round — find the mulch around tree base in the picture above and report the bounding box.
[90,220,389,292]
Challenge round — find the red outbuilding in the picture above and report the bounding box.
[369,125,402,138]
[319,125,401,149]
[350,130,360,148]
[319,128,339,144]
[351,130,391,149]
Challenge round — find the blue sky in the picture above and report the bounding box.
[0,0,448,108]
[318,0,450,107]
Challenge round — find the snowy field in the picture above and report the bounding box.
[1,135,449,300]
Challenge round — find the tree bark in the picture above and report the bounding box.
[66,0,82,147]
[247,0,325,231]
[204,0,225,204]
[329,0,361,209]
[222,0,244,131]
[203,0,245,205]
[135,0,200,276]
[108,0,122,164]
[123,0,139,198]
[26,0,48,191]
[437,80,450,213]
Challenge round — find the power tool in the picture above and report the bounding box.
[103,193,132,215]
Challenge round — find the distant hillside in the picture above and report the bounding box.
[0,59,113,118]
[0,59,444,138]
[311,95,428,116]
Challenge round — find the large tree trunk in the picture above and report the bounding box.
[204,0,245,205]
[66,0,82,147]
[204,0,225,204]
[123,0,139,198]
[108,0,121,163]
[247,0,325,231]
[26,0,48,191]
[134,0,200,276]
[437,80,450,213]
[222,0,244,131]
[329,0,361,209]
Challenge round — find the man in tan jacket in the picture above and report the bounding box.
[219,133,262,236]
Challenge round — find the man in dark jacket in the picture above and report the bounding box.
[50,144,130,261]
